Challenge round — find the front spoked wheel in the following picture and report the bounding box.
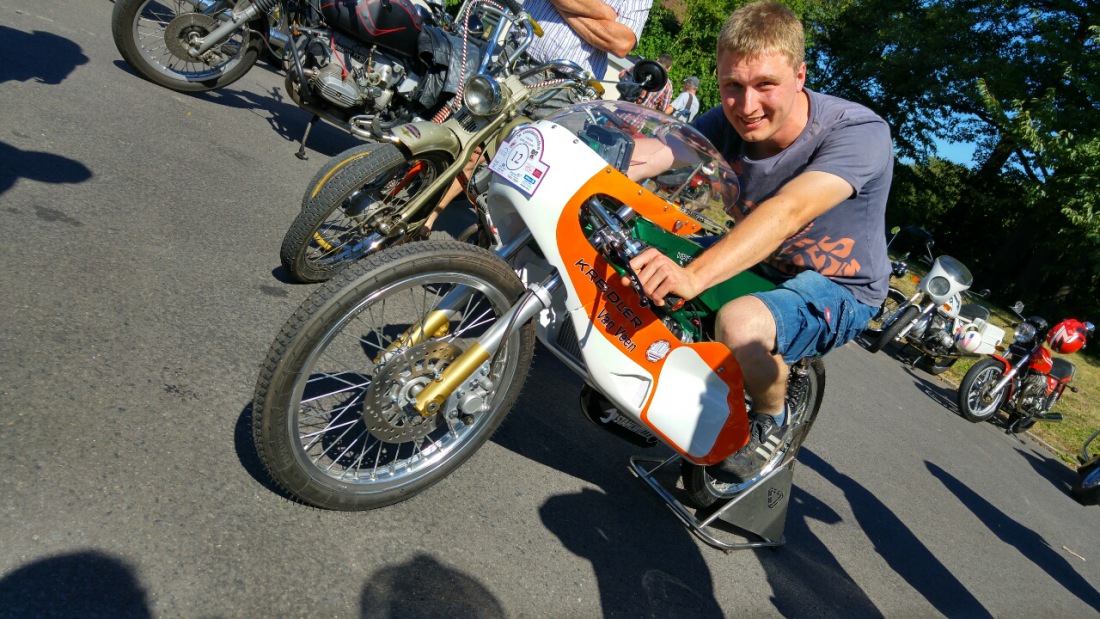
[681,358,826,509]
[254,241,535,510]
[281,143,451,283]
[111,0,263,92]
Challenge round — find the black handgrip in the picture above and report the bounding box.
[499,0,524,16]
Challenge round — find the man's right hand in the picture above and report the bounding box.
[624,247,703,307]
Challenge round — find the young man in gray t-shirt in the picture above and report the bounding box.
[627,1,893,483]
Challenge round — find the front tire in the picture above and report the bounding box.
[957,358,1006,422]
[281,143,451,283]
[111,0,263,92]
[864,287,907,336]
[1072,460,1100,506]
[253,240,535,510]
[869,305,919,354]
[681,358,826,509]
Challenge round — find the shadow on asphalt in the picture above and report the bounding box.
[110,60,362,160]
[1014,448,1082,503]
[800,449,994,618]
[0,25,87,85]
[927,461,1100,613]
[493,352,893,618]
[359,554,506,617]
[0,550,153,618]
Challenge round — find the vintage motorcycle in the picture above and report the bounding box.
[958,302,1093,433]
[868,233,1003,375]
[252,101,824,549]
[1073,428,1100,505]
[278,51,676,283]
[111,0,521,151]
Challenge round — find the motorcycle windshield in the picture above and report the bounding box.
[546,101,740,236]
[934,255,974,288]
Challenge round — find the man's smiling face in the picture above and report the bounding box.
[718,50,807,156]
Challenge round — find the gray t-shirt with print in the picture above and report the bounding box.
[692,88,893,306]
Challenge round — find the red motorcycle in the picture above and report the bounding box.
[957,302,1093,433]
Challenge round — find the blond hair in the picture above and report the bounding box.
[717,1,805,70]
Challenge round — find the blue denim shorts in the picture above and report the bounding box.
[751,270,878,365]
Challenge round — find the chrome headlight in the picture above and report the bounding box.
[927,276,950,296]
[463,75,503,116]
[1013,322,1037,345]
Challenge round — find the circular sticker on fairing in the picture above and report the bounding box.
[489,126,549,197]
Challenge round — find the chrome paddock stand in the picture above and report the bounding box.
[628,454,795,552]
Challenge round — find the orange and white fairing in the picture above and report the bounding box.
[486,101,750,465]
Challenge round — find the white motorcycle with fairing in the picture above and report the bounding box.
[869,236,1004,375]
[252,101,825,550]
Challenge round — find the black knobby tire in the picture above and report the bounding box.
[957,357,1006,422]
[868,305,919,354]
[680,358,827,509]
[864,288,908,336]
[253,240,536,510]
[282,143,452,283]
[1071,460,1100,506]
[111,0,263,92]
[917,355,957,376]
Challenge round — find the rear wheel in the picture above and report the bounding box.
[917,355,957,376]
[111,0,263,92]
[281,143,451,283]
[681,358,826,509]
[253,240,535,510]
[957,358,1005,422]
[869,305,919,353]
[1008,416,1036,434]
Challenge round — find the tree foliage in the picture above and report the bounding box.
[635,0,1100,320]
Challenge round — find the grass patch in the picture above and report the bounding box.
[881,255,1099,465]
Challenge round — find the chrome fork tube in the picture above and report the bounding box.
[193,0,276,56]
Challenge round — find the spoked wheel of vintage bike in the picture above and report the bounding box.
[957,357,1005,423]
[680,358,826,509]
[253,241,535,510]
[281,143,452,283]
[863,287,908,336]
[112,0,265,92]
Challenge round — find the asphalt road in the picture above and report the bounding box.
[1,2,1098,617]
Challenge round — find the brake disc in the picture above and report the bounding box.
[362,339,464,443]
[164,13,219,61]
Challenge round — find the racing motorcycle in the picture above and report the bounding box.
[868,233,1003,375]
[111,0,519,150]
[958,302,1093,433]
[251,101,825,548]
[1073,428,1100,505]
[278,51,677,283]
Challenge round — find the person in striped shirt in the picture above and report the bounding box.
[421,0,654,236]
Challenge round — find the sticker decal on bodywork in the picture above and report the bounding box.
[489,126,549,197]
